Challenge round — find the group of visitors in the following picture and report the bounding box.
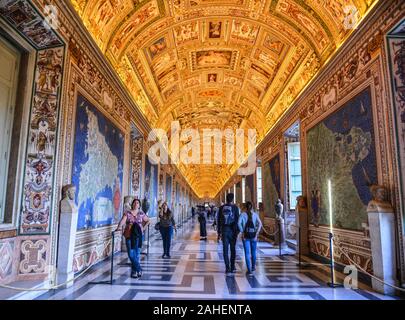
[216,193,263,276]
[115,192,262,279]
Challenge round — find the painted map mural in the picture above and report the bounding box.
[72,94,124,230]
[176,182,180,204]
[235,181,242,206]
[262,154,281,218]
[166,175,172,207]
[245,174,254,203]
[388,36,405,233]
[144,156,158,217]
[307,87,377,230]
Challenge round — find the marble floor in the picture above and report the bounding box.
[34,218,399,300]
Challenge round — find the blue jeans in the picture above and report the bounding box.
[243,239,257,273]
[160,226,173,256]
[222,228,237,271]
[126,237,142,273]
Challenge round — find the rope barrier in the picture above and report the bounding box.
[0,237,115,292]
[332,236,405,292]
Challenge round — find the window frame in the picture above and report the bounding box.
[287,142,302,211]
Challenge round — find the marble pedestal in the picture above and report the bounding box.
[56,205,78,288]
[368,210,398,295]
[274,217,288,249]
[295,207,309,255]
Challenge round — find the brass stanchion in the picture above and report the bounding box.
[88,231,116,285]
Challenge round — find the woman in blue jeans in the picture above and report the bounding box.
[238,201,263,276]
[116,199,150,278]
[159,202,177,258]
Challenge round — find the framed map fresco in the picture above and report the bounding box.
[72,94,125,231]
[262,154,281,218]
[245,174,254,203]
[144,155,158,217]
[387,35,405,234]
[307,87,378,230]
[166,175,172,207]
[176,182,180,204]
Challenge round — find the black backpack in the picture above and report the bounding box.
[222,205,235,226]
[244,213,256,239]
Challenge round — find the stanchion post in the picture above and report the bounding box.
[88,231,116,285]
[279,220,282,257]
[298,226,302,267]
[147,225,150,257]
[110,231,115,284]
[327,232,343,288]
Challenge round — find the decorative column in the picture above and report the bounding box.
[367,185,398,295]
[295,196,309,254]
[56,185,78,288]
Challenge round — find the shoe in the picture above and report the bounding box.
[246,272,253,277]
[162,254,166,259]
[137,271,143,278]
[130,272,138,279]
[167,255,171,259]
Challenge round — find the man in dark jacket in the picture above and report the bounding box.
[217,193,240,275]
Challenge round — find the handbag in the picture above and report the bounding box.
[123,223,133,239]
[154,222,160,231]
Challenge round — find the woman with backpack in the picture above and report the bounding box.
[238,201,263,276]
[116,198,150,279]
[159,202,177,259]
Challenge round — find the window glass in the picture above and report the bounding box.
[288,142,302,210]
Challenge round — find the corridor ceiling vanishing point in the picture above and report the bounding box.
[70,0,378,198]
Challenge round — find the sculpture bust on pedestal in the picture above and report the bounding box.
[295,195,309,254]
[274,199,287,249]
[57,184,79,288]
[367,185,393,212]
[367,184,397,294]
[275,199,284,219]
[60,184,77,213]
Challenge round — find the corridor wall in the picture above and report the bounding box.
[255,0,405,282]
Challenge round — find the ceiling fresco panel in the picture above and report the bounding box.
[69,0,379,197]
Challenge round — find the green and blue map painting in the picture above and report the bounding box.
[307,87,377,230]
[72,94,124,230]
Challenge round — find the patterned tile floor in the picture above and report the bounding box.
[35,218,399,300]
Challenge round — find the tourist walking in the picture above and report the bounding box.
[217,193,240,276]
[116,199,150,278]
[159,202,177,259]
[198,206,208,241]
[238,201,262,276]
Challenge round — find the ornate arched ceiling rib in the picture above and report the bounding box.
[70,0,378,198]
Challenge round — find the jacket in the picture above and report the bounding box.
[238,211,262,235]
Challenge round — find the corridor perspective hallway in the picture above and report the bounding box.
[34,217,397,301]
[1,0,405,305]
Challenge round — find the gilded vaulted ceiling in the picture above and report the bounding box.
[70,0,378,198]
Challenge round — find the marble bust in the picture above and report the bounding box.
[123,196,135,212]
[296,196,307,210]
[367,185,393,212]
[275,199,284,219]
[60,184,77,213]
